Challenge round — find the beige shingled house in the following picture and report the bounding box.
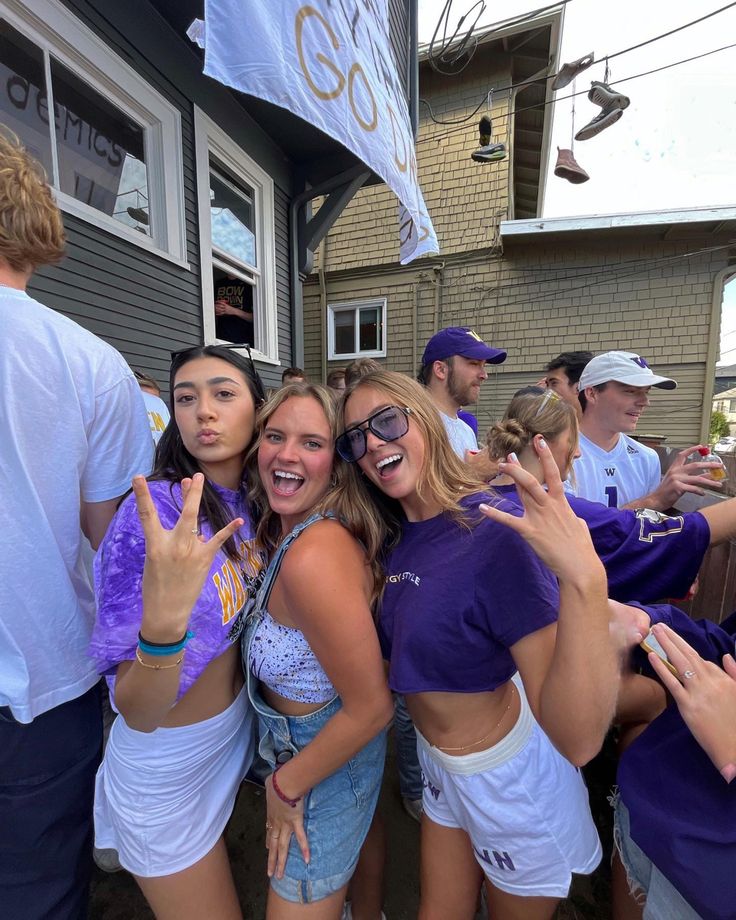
[303,6,736,445]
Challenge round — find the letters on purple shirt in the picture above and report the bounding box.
[89,478,262,700]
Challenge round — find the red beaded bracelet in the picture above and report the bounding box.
[271,765,302,808]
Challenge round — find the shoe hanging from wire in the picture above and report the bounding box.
[554,76,590,183]
[470,91,507,163]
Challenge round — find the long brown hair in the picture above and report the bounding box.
[246,383,385,603]
[333,371,487,562]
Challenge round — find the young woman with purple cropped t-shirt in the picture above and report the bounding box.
[335,371,634,920]
[89,345,265,920]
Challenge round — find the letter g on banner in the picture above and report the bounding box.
[296,5,345,100]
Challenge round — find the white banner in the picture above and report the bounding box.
[198,0,438,264]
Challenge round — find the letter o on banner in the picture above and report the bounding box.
[348,63,377,132]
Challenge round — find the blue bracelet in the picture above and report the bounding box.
[138,630,194,657]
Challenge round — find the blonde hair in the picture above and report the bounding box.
[334,371,487,561]
[0,130,65,272]
[487,391,578,471]
[246,382,384,602]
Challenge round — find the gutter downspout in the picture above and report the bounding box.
[409,0,419,138]
[319,236,329,384]
[703,267,736,443]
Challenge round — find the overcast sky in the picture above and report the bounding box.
[417,0,736,217]
[417,0,736,362]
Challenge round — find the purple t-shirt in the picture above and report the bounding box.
[618,604,736,920]
[89,479,262,700]
[491,484,709,603]
[378,492,559,694]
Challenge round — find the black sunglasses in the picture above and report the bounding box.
[336,405,412,463]
[169,343,266,403]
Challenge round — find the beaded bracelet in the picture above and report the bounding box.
[271,765,302,808]
[135,648,183,670]
[138,630,194,657]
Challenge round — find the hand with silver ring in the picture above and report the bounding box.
[648,623,736,781]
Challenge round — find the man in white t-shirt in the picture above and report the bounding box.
[419,326,506,460]
[0,134,153,918]
[573,350,720,509]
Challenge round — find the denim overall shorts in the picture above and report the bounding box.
[242,512,387,903]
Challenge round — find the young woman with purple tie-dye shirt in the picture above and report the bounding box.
[89,345,265,919]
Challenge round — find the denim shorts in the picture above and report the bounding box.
[612,794,702,920]
[248,686,386,903]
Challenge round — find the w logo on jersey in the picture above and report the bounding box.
[636,508,685,543]
[604,467,616,476]
[631,355,650,369]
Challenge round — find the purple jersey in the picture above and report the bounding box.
[491,484,709,603]
[89,479,262,700]
[619,604,736,920]
[378,493,559,694]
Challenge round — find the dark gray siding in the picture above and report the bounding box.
[389,0,410,97]
[27,0,292,394]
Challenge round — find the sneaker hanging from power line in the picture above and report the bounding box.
[575,60,629,142]
[551,52,595,90]
[470,95,507,164]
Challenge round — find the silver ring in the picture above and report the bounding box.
[265,822,272,831]
[683,669,696,680]
[191,528,199,535]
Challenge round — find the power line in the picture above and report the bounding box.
[420,39,736,145]
[421,1,736,126]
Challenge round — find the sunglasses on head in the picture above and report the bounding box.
[336,405,412,463]
[533,388,562,418]
[169,343,265,403]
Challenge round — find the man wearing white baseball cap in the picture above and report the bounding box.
[573,351,721,509]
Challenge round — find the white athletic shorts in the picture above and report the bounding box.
[94,686,255,877]
[417,676,602,898]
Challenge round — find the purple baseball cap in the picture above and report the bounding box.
[422,327,507,366]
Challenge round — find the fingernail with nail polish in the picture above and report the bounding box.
[509,452,518,463]
[539,439,547,450]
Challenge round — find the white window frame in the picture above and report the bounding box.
[328,298,387,360]
[194,106,278,364]
[2,0,187,266]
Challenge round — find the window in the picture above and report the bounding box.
[194,107,278,363]
[0,0,186,263]
[328,299,387,360]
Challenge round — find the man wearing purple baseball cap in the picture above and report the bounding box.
[418,326,506,458]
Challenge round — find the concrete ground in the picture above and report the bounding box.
[89,736,615,919]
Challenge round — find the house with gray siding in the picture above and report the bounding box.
[2,0,417,392]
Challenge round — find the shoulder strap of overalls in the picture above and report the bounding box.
[255,511,337,613]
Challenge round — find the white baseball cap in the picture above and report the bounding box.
[579,351,677,390]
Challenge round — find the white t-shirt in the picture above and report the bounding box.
[0,288,153,721]
[142,390,170,446]
[571,432,661,508]
[440,411,478,459]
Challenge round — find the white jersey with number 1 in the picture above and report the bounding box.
[570,432,661,508]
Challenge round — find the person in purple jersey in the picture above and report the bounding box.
[336,370,635,920]
[612,605,736,920]
[486,389,736,605]
[89,345,266,919]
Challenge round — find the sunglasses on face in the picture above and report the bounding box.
[336,405,412,463]
[169,343,265,403]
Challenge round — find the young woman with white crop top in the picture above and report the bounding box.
[89,345,265,919]
[336,370,632,920]
[243,382,393,919]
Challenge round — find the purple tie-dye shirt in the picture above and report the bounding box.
[89,478,262,700]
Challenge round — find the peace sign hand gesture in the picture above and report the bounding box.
[479,439,603,588]
[133,473,244,643]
